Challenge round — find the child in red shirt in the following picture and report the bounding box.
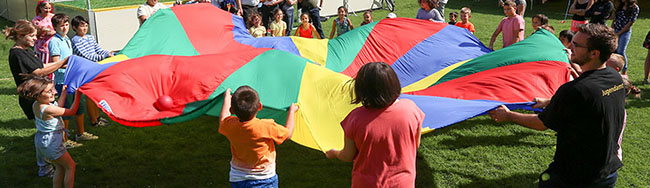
[294,13,321,39]
[326,62,424,188]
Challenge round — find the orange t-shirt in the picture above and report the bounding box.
[455,21,476,33]
[219,116,290,170]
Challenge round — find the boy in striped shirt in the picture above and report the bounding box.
[70,16,112,128]
[71,16,114,62]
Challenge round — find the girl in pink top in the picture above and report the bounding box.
[32,1,56,68]
[326,62,424,188]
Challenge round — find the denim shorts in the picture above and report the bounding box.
[231,174,279,188]
[34,129,66,161]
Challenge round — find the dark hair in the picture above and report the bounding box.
[247,11,261,28]
[35,1,52,16]
[51,13,69,28]
[337,6,348,13]
[71,16,88,29]
[503,0,516,7]
[616,0,637,16]
[300,12,310,20]
[540,25,555,34]
[17,74,53,100]
[419,0,439,9]
[272,8,283,21]
[351,62,401,109]
[559,30,574,42]
[231,86,260,121]
[577,24,618,63]
[3,20,36,41]
[532,14,548,25]
[363,10,373,16]
[449,11,458,17]
[229,6,238,14]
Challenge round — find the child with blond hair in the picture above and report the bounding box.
[455,7,475,33]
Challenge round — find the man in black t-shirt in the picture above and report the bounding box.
[488,23,624,188]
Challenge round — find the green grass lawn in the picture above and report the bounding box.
[2,0,650,187]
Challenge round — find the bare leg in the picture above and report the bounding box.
[86,97,100,124]
[75,114,85,136]
[52,151,75,188]
[52,161,64,188]
[644,49,650,83]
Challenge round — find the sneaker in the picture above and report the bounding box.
[91,117,110,127]
[38,165,55,177]
[644,79,649,85]
[64,140,83,148]
[76,132,99,141]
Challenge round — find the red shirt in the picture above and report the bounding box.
[297,24,315,38]
[341,99,424,188]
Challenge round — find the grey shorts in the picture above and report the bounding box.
[34,130,66,161]
[514,0,527,6]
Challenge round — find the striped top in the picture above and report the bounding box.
[72,34,111,62]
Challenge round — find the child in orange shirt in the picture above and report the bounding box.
[218,86,298,187]
[454,7,475,33]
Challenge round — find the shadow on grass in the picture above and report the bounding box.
[416,152,437,187]
[626,87,650,109]
[0,118,51,186]
[0,87,17,96]
[276,133,438,187]
[437,131,553,149]
[455,171,539,188]
[2,115,438,187]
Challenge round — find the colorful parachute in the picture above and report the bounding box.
[64,4,571,151]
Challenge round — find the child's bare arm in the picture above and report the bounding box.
[329,21,336,39]
[488,28,501,49]
[284,103,298,139]
[219,88,232,122]
[57,85,68,107]
[348,18,354,30]
[47,91,81,117]
[325,137,357,162]
[514,29,523,43]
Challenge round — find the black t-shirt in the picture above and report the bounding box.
[539,67,625,185]
[572,1,590,21]
[8,48,43,87]
[586,1,614,25]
